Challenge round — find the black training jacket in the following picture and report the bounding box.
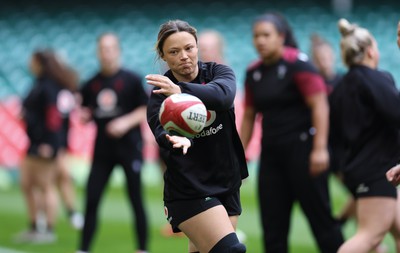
[147,61,248,201]
[330,65,400,185]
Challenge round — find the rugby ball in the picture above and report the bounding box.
[159,93,207,138]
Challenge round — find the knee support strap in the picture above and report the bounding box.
[209,232,246,253]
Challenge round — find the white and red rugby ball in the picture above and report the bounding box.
[159,93,207,138]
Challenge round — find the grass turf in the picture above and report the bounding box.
[0,158,396,253]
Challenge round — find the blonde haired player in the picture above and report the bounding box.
[330,19,400,253]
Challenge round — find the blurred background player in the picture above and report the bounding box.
[386,20,400,185]
[198,29,225,64]
[240,12,344,253]
[76,32,149,253]
[198,28,247,244]
[310,33,388,253]
[15,49,79,243]
[331,18,400,253]
[310,33,342,90]
[38,53,84,231]
[55,112,84,231]
[146,19,248,253]
[310,33,353,224]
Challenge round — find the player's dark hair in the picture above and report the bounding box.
[33,49,78,91]
[254,12,298,49]
[156,20,198,59]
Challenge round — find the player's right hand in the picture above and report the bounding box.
[166,134,191,155]
[146,74,182,96]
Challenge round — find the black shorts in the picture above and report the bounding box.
[164,190,242,233]
[348,177,397,199]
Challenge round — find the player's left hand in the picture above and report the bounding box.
[106,117,130,138]
[166,134,191,154]
[146,74,181,96]
[309,147,329,176]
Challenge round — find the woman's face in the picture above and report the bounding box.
[313,45,335,75]
[253,21,285,60]
[161,31,199,80]
[198,32,222,63]
[97,34,120,71]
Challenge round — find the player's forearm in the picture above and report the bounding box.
[311,99,329,150]
[240,108,256,150]
[120,106,147,129]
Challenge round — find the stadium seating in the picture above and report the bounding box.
[0,0,399,99]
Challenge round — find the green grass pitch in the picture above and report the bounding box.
[0,158,396,253]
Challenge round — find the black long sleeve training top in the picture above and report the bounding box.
[147,61,248,202]
[330,65,400,183]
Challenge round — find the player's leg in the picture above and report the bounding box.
[388,189,400,252]
[33,157,58,233]
[338,196,396,253]
[20,156,38,231]
[14,156,41,242]
[187,192,242,253]
[258,146,294,253]
[55,149,83,229]
[336,195,356,225]
[297,171,344,253]
[78,156,115,252]
[120,155,149,252]
[290,137,343,253]
[180,205,245,253]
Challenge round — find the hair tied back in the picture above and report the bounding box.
[338,18,356,37]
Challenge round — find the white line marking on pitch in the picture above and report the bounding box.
[0,247,30,253]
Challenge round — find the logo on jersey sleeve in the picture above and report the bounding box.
[57,89,75,115]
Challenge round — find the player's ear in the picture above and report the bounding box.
[366,45,374,59]
[160,53,166,62]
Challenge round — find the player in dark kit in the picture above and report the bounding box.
[16,49,78,243]
[386,20,400,186]
[146,20,248,253]
[76,33,149,253]
[240,13,344,253]
[331,19,400,253]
